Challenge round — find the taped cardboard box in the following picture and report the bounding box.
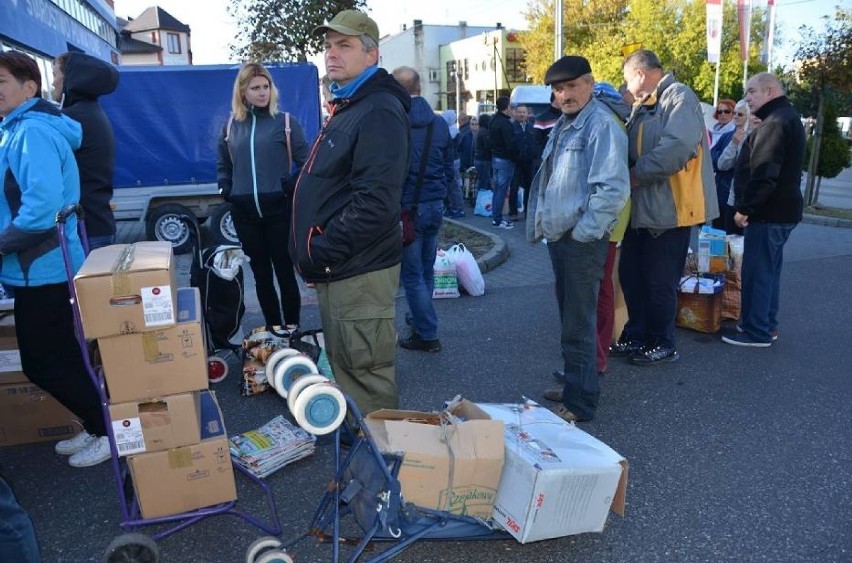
[0,382,80,446]
[128,392,232,518]
[74,242,177,339]
[98,287,207,403]
[0,313,26,385]
[128,435,236,518]
[108,392,201,456]
[364,400,504,519]
[478,402,628,543]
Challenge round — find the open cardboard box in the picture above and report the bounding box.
[364,399,505,519]
[478,401,628,543]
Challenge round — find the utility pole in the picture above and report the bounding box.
[554,0,563,59]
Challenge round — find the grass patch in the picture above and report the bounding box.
[805,206,852,220]
[438,221,494,260]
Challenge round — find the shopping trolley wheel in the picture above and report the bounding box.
[245,536,286,563]
[265,348,303,395]
[255,550,294,563]
[207,348,241,384]
[286,374,328,413]
[274,356,319,398]
[293,381,347,436]
[103,532,159,563]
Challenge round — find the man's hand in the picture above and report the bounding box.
[734,212,749,228]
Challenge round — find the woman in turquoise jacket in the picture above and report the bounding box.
[0,51,109,469]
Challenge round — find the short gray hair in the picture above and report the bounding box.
[623,49,663,71]
[392,66,420,94]
[360,34,378,53]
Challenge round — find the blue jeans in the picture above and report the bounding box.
[491,157,515,224]
[474,159,492,193]
[86,233,115,251]
[619,226,691,349]
[401,201,443,340]
[548,232,609,420]
[740,222,796,342]
[0,478,41,562]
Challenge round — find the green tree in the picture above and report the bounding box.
[796,7,852,206]
[228,0,366,62]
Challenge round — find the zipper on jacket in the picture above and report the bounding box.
[249,111,263,218]
[306,225,322,264]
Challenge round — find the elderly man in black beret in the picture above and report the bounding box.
[526,55,630,423]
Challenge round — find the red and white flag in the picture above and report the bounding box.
[760,0,777,66]
[738,0,753,62]
[706,0,724,64]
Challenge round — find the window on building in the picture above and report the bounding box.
[151,32,157,44]
[167,33,181,54]
[505,48,527,83]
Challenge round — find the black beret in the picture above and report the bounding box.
[544,55,593,85]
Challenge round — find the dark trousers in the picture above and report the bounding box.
[619,226,691,349]
[510,160,534,216]
[548,233,609,420]
[13,284,105,436]
[231,210,301,327]
[595,242,618,373]
[0,477,40,562]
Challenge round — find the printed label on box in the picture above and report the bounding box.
[140,286,175,327]
[112,417,146,455]
[0,349,21,373]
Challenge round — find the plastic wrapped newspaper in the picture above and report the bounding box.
[229,415,316,478]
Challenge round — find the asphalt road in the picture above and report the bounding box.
[1,209,850,562]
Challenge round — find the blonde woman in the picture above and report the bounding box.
[216,63,308,329]
[715,100,750,234]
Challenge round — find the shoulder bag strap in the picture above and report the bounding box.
[284,112,292,170]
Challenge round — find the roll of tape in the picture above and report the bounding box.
[265,349,303,396]
[286,374,328,413]
[293,382,347,436]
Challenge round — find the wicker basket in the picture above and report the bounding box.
[676,276,723,334]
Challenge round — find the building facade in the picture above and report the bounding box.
[379,21,493,110]
[0,0,119,98]
[439,28,530,117]
[118,6,191,66]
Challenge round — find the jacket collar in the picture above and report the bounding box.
[754,95,791,120]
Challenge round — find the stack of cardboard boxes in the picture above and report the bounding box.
[0,310,81,446]
[74,242,237,518]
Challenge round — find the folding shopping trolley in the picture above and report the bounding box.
[248,396,511,563]
[54,205,282,562]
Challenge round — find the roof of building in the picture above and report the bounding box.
[123,6,190,33]
[118,33,163,54]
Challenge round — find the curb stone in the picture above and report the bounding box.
[444,217,509,273]
[802,213,852,229]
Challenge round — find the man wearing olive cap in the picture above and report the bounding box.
[527,55,629,423]
[289,10,411,415]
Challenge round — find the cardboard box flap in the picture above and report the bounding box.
[75,242,173,281]
[611,460,629,516]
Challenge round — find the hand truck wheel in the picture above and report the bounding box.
[207,348,241,384]
[103,533,159,563]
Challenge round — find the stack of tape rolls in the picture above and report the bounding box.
[265,348,346,436]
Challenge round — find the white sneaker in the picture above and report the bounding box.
[68,436,111,468]
[55,431,95,456]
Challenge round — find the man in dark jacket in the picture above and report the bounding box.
[533,93,561,159]
[392,66,453,352]
[291,10,410,415]
[722,72,805,348]
[52,52,118,249]
[510,104,536,219]
[489,96,517,228]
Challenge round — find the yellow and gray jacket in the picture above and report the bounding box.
[627,73,718,230]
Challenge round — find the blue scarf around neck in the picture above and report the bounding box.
[330,66,379,100]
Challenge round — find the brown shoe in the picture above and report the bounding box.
[543,388,563,402]
[548,405,592,423]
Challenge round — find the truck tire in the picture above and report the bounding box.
[146,203,195,254]
[208,202,240,245]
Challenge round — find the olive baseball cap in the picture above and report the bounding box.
[313,10,380,44]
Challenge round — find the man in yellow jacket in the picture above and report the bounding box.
[612,49,718,365]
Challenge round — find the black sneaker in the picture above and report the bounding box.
[628,345,680,366]
[399,333,442,352]
[609,339,643,357]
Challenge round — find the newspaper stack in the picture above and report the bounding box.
[229,415,316,478]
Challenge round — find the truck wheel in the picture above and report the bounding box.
[208,202,240,245]
[146,203,195,254]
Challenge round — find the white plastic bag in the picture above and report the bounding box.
[432,250,460,299]
[447,244,485,296]
[474,189,493,217]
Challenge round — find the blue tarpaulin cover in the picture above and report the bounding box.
[100,64,321,189]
